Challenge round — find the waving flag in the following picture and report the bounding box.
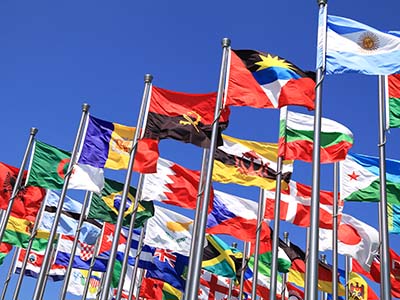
[0,243,12,265]
[389,203,400,234]
[139,277,182,300]
[199,269,240,300]
[319,214,379,271]
[341,152,400,204]
[226,49,315,109]
[144,205,193,256]
[67,269,102,299]
[141,157,211,211]
[348,272,379,300]
[326,15,400,75]
[213,134,293,190]
[388,74,400,128]
[279,108,353,163]
[265,181,343,229]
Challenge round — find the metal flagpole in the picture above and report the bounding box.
[127,224,146,300]
[227,242,237,299]
[0,247,18,300]
[344,256,350,300]
[81,236,101,300]
[115,173,145,300]
[378,75,392,300]
[269,155,283,300]
[60,190,93,300]
[332,162,339,300]
[320,254,327,300]
[251,188,266,300]
[238,241,249,300]
[281,232,289,299]
[32,103,90,300]
[0,127,38,241]
[99,74,153,300]
[306,1,327,299]
[133,268,145,300]
[185,38,231,300]
[12,192,47,300]
[183,148,208,300]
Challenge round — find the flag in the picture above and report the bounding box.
[134,86,231,173]
[67,268,102,299]
[348,271,379,300]
[388,74,400,128]
[27,141,104,192]
[279,108,353,163]
[0,243,12,265]
[341,152,400,204]
[264,180,343,229]
[206,189,271,244]
[353,248,400,298]
[319,214,379,271]
[326,15,400,75]
[287,282,304,300]
[2,215,34,248]
[213,134,293,190]
[141,157,212,211]
[0,162,46,222]
[259,239,292,273]
[140,277,183,300]
[199,269,240,300]
[226,49,315,109]
[202,234,242,279]
[143,205,193,256]
[111,264,142,298]
[88,177,154,227]
[389,203,400,234]
[78,115,135,172]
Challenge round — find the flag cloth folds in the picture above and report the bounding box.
[226,49,315,109]
[213,134,293,190]
[388,74,400,128]
[202,234,242,279]
[389,203,400,234]
[140,277,183,300]
[141,157,212,211]
[0,243,12,265]
[259,239,292,273]
[27,141,103,192]
[206,189,271,244]
[2,215,34,248]
[199,269,240,300]
[348,271,379,300]
[0,162,46,222]
[326,15,400,75]
[143,205,193,256]
[78,115,135,170]
[340,152,400,204]
[67,269,102,299]
[265,180,343,229]
[134,86,231,173]
[88,177,154,227]
[319,214,379,271]
[279,108,354,163]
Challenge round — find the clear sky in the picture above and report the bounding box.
[0,1,400,299]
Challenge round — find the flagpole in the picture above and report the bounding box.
[32,103,90,300]
[185,37,231,300]
[251,188,266,300]
[81,236,101,300]
[332,162,339,300]
[0,247,18,300]
[127,224,146,300]
[133,268,145,300]
[281,231,289,299]
[0,127,38,242]
[114,173,145,300]
[378,74,392,300]
[344,256,350,300]
[269,156,283,300]
[60,190,93,300]
[12,192,48,300]
[306,1,327,299]
[227,242,237,299]
[320,254,327,300]
[183,148,208,300]
[238,241,249,300]
[99,74,153,300]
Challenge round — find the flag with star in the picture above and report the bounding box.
[226,49,316,109]
[340,152,400,204]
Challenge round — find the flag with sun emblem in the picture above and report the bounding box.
[225,49,315,109]
[88,177,154,227]
[325,15,400,75]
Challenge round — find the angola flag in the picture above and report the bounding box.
[226,49,315,109]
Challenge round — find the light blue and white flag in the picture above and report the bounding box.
[326,15,400,75]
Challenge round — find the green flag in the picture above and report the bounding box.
[88,178,154,227]
[27,141,71,189]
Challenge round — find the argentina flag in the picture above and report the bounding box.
[326,15,400,75]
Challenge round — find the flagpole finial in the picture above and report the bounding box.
[30,127,38,135]
[221,38,231,47]
[144,74,153,83]
[283,231,289,240]
[82,103,90,112]
[317,0,327,5]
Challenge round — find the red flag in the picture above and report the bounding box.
[133,138,159,174]
[139,277,164,299]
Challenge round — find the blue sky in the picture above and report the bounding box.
[1,1,400,299]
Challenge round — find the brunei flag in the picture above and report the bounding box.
[213,134,293,190]
[88,177,154,227]
[134,86,231,173]
[226,49,315,109]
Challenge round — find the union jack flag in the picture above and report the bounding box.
[154,248,177,268]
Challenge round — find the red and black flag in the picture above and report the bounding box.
[134,86,230,173]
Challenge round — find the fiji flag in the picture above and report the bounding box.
[326,15,400,75]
